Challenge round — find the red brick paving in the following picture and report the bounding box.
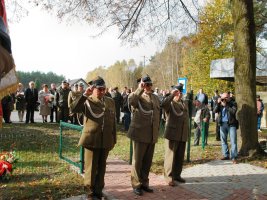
[104,159,206,200]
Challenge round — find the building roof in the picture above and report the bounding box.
[210,55,267,86]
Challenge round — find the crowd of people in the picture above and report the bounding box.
[0,77,265,200]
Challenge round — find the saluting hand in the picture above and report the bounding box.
[84,86,94,96]
[139,81,145,89]
[171,89,179,95]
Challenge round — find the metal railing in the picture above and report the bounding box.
[59,121,84,174]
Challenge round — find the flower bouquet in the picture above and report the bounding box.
[0,145,18,180]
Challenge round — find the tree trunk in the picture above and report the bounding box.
[231,0,262,156]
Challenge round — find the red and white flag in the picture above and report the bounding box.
[0,0,7,26]
[0,0,18,100]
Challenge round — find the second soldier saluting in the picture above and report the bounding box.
[161,84,189,186]
[127,75,160,196]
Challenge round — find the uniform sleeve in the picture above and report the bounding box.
[161,94,174,112]
[128,88,144,108]
[70,95,87,114]
[110,98,117,149]
[68,92,72,109]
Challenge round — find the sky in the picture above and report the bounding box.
[7,7,160,80]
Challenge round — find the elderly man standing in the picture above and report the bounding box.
[127,75,160,196]
[71,76,116,200]
[214,92,238,164]
[25,81,38,123]
[161,84,189,186]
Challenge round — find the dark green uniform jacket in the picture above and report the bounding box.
[161,94,189,142]
[127,88,160,144]
[71,95,116,150]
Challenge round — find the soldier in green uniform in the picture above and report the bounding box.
[68,82,85,125]
[71,76,116,200]
[56,80,71,122]
[127,75,160,196]
[161,84,189,186]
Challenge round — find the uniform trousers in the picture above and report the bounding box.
[164,139,186,182]
[84,148,109,197]
[131,141,155,189]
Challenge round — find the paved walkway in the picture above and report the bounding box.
[65,158,267,200]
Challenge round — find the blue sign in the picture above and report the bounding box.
[178,77,187,94]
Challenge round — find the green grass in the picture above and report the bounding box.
[0,122,266,199]
[0,123,84,200]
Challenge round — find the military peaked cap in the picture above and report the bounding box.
[88,76,106,88]
[142,75,152,84]
[171,83,183,92]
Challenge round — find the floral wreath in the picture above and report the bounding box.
[0,144,18,180]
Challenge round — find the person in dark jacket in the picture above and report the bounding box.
[1,93,14,123]
[56,80,71,122]
[214,92,238,164]
[256,95,264,132]
[25,81,38,123]
[122,88,132,131]
[49,83,58,123]
[111,87,123,124]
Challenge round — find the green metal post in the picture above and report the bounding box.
[129,139,133,165]
[59,120,63,159]
[187,90,193,162]
[80,145,84,174]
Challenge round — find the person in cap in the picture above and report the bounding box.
[127,74,160,196]
[161,83,189,186]
[256,95,264,132]
[214,92,238,164]
[56,80,71,122]
[68,82,84,124]
[71,76,116,200]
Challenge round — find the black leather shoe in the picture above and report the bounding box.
[175,177,186,183]
[133,188,143,196]
[221,156,230,160]
[141,186,154,193]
